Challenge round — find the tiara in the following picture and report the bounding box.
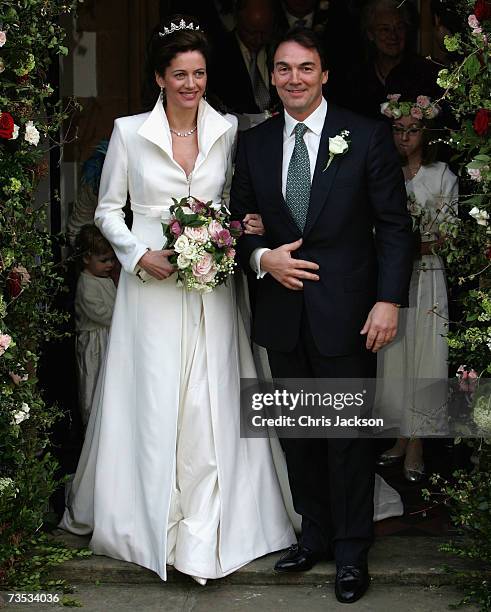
[158,19,200,37]
[380,94,441,121]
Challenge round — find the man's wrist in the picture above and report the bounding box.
[379,301,401,308]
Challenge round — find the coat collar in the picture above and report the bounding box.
[137,98,233,168]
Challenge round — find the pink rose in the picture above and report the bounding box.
[425,104,440,119]
[230,220,242,231]
[0,31,6,47]
[457,365,478,393]
[9,371,28,385]
[468,14,480,28]
[170,220,182,236]
[467,167,483,182]
[387,93,401,101]
[217,229,233,247]
[184,225,209,244]
[416,95,430,108]
[199,266,218,284]
[208,220,224,241]
[192,252,214,278]
[226,247,236,258]
[410,106,423,120]
[0,333,12,356]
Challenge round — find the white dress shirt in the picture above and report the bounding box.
[250,97,328,278]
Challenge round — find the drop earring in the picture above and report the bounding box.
[160,86,166,104]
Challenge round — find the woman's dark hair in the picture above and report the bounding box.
[141,14,211,111]
[76,224,113,260]
[271,26,328,71]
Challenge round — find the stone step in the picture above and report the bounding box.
[50,532,481,587]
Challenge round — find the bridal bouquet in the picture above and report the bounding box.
[163,197,243,293]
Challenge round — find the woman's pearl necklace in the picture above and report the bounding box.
[169,125,198,137]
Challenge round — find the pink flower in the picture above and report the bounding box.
[230,220,242,231]
[208,220,224,241]
[170,220,182,236]
[199,266,218,284]
[473,26,483,34]
[190,198,207,213]
[192,252,214,278]
[217,229,233,247]
[457,365,478,393]
[0,333,12,356]
[416,95,430,108]
[184,225,209,244]
[9,371,28,385]
[410,106,424,120]
[468,14,480,28]
[467,167,483,182]
[226,247,236,258]
[387,93,401,101]
[0,31,6,47]
[425,104,440,119]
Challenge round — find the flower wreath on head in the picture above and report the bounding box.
[380,94,441,121]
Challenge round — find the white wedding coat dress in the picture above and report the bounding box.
[59,98,295,580]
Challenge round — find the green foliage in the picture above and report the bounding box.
[0,0,82,591]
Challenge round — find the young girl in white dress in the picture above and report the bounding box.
[74,225,117,428]
[376,95,458,481]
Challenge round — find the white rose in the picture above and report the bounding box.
[0,31,6,47]
[11,124,19,140]
[24,121,40,146]
[174,234,190,253]
[329,135,348,155]
[12,402,30,425]
[469,206,489,226]
[391,107,402,119]
[177,253,191,269]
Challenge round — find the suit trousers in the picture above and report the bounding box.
[267,305,376,568]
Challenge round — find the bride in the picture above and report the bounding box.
[59,15,295,583]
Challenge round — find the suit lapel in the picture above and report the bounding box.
[303,104,345,237]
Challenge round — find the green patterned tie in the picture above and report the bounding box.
[286,122,311,231]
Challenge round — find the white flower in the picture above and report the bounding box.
[329,134,349,155]
[0,477,14,492]
[24,121,40,146]
[469,206,489,226]
[11,124,19,140]
[174,234,190,254]
[12,402,30,425]
[183,244,198,259]
[177,253,191,269]
[180,206,194,215]
[467,167,483,182]
[0,31,6,47]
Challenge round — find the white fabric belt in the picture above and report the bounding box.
[131,202,171,221]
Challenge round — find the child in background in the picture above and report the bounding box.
[75,224,117,428]
[376,95,458,481]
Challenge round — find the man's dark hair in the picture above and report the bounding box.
[271,27,328,71]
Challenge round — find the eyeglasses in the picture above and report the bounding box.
[392,125,424,136]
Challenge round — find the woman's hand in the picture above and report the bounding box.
[137,250,175,280]
[243,213,265,236]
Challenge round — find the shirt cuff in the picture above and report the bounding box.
[250,248,271,279]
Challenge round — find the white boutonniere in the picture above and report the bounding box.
[324,129,351,171]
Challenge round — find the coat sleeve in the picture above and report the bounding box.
[76,281,115,328]
[230,131,271,272]
[95,119,149,274]
[366,121,414,306]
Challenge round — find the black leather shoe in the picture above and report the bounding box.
[274,544,326,572]
[334,565,370,603]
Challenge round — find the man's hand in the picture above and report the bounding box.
[260,238,319,290]
[360,302,399,352]
[243,213,265,235]
[137,249,175,280]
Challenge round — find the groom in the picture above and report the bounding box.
[230,27,413,603]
